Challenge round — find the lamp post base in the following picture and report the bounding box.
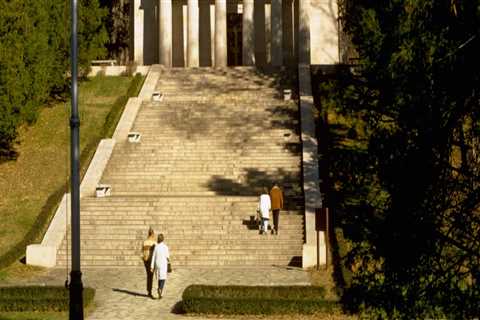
[69,270,84,320]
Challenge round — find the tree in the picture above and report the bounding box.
[322,0,480,318]
[0,0,107,157]
[100,0,130,64]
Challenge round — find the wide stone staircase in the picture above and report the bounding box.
[57,66,304,267]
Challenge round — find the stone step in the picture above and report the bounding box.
[75,216,302,222]
[54,67,303,268]
[80,196,260,203]
[62,233,303,241]
[57,244,301,255]
[55,257,300,267]
[58,248,302,258]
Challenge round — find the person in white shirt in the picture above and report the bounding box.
[258,187,271,235]
[150,233,170,299]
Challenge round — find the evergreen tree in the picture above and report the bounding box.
[323,0,480,318]
[0,0,107,157]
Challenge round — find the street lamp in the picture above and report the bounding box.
[69,0,84,318]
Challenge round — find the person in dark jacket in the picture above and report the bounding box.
[270,183,284,235]
[142,227,156,298]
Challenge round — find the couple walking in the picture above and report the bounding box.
[142,228,170,299]
[258,182,284,235]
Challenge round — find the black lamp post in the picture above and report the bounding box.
[69,0,84,318]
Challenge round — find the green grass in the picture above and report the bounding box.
[0,311,67,320]
[0,75,143,272]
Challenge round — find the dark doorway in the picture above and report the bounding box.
[227,13,242,66]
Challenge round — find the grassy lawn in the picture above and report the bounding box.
[0,76,137,270]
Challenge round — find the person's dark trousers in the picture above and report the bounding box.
[272,209,280,234]
[144,260,153,295]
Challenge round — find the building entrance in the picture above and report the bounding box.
[227,13,242,66]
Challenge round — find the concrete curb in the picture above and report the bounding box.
[26,139,115,268]
[298,63,326,268]
[26,69,153,268]
[112,98,142,143]
[138,68,160,101]
[88,65,150,77]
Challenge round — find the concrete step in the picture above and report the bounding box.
[55,67,304,268]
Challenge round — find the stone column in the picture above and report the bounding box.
[132,0,144,65]
[271,0,283,66]
[199,0,212,66]
[242,0,255,65]
[159,0,173,67]
[265,3,271,64]
[298,0,310,64]
[254,0,266,66]
[214,0,227,67]
[187,0,200,67]
[282,0,294,65]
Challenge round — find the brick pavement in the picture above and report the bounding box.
[4,266,311,320]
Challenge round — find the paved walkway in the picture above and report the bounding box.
[5,266,311,320]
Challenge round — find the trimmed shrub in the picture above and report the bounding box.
[182,285,338,315]
[0,286,95,312]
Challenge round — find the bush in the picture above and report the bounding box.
[0,286,95,312]
[182,285,338,315]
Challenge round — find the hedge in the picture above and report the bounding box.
[182,285,339,315]
[0,286,95,312]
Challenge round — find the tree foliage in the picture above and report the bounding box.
[321,0,480,318]
[100,0,130,64]
[0,0,107,157]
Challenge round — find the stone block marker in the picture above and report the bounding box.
[95,184,112,198]
[151,91,164,102]
[26,245,56,268]
[127,132,141,143]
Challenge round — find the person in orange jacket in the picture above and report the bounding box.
[270,182,284,235]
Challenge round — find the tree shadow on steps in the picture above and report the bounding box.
[205,168,302,206]
[112,288,150,298]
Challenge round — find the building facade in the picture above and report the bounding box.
[131,0,339,67]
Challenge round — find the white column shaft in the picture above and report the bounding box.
[271,0,283,66]
[242,0,255,65]
[214,0,227,67]
[187,0,200,67]
[159,0,172,67]
[133,0,144,65]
